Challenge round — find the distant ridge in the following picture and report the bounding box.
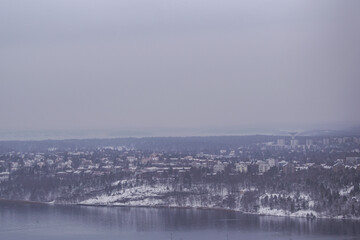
[298,126,360,137]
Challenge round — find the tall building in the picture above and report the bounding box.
[323,138,330,145]
[290,139,299,147]
[277,139,285,146]
[289,131,298,148]
[235,162,248,173]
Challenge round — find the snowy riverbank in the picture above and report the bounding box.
[78,183,359,220]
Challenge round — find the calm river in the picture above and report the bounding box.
[0,202,359,240]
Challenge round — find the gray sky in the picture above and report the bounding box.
[1,0,360,133]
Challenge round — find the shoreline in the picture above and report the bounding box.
[0,199,49,205]
[1,198,359,221]
[77,202,359,221]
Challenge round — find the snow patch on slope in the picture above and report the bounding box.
[339,186,354,196]
[81,185,169,205]
[259,207,317,218]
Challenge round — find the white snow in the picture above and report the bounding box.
[258,207,286,216]
[258,207,317,218]
[339,186,354,196]
[111,180,121,187]
[80,185,326,219]
[81,185,170,206]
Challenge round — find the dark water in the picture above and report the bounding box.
[0,203,359,240]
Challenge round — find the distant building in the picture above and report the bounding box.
[46,159,54,165]
[258,162,271,173]
[213,162,225,173]
[332,162,345,172]
[267,158,278,167]
[0,172,9,182]
[323,138,330,145]
[126,156,137,162]
[290,139,299,147]
[283,163,295,174]
[191,162,207,168]
[306,139,313,147]
[277,139,285,146]
[345,157,360,165]
[141,157,150,164]
[229,150,236,157]
[278,160,288,167]
[235,162,248,173]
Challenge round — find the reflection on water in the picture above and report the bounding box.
[0,202,359,240]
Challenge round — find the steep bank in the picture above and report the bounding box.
[78,182,357,219]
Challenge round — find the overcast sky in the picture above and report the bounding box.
[1,0,360,134]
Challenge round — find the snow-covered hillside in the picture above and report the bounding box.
[78,182,332,219]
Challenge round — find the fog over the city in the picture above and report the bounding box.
[1,0,360,136]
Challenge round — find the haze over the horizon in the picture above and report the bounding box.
[1,0,360,133]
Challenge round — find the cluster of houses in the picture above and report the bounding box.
[1,136,360,182]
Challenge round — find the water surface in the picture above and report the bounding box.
[0,202,359,240]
